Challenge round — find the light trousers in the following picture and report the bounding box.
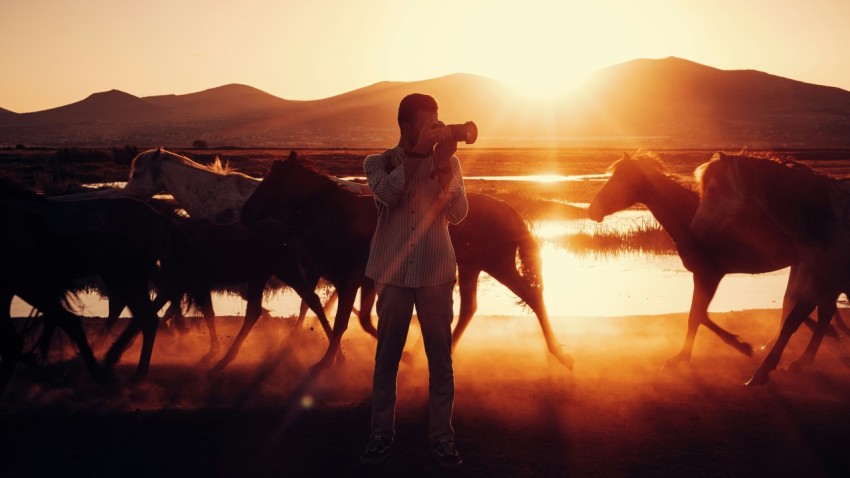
[369,281,455,444]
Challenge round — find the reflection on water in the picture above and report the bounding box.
[10,209,791,320]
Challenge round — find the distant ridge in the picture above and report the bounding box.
[2,58,850,148]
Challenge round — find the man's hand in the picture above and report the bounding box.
[432,139,457,190]
[411,121,445,155]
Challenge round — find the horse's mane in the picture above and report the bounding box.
[132,148,257,180]
[273,154,349,197]
[694,151,827,195]
[607,150,666,174]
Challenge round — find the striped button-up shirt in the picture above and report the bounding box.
[364,146,469,287]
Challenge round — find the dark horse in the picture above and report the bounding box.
[241,152,572,370]
[587,152,844,367]
[692,152,850,385]
[145,202,334,374]
[0,201,108,394]
[0,177,190,381]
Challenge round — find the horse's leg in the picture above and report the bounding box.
[788,299,837,371]
[357,279,377,339]
[43,302,108,385]
[0,291,22,394]
[667,272,754,367]
[210,282,265,375]
[311,281,358,372]
[451,266,480,353]
[290,283,333,339]
[122,291,160,381]
[833,307,850,336]
[197,292,221,364]
[748,299,815,386]
[102,298,126,336]
[485,261,573,369]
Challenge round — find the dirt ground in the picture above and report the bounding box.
[2,309,850,478]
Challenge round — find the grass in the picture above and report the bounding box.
[550,218,677,256]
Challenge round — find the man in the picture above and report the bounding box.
[359,93,469,469]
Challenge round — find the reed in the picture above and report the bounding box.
[552,219,676,255]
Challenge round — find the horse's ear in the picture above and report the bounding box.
[287,150,297,162]
[716,152,728,161]
[622,152,631,161]
[155,147,162,157]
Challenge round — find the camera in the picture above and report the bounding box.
[446,121,478,144]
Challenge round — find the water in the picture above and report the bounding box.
[10,209,791,320]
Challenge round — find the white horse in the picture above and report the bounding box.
[123,148,370,222]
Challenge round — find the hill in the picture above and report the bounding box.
[2,57,850,148]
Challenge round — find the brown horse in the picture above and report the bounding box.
[241,152,572,370]
[588,152,842,367]
[692,152,850,385]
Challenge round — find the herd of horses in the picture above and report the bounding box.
[1,147,847,395]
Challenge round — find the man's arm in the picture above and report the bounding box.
[364,154,405,207]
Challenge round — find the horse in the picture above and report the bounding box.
[141,199,333,373]
[588,152,842,367]
[241,152,572,370]
[125,148,571,368]
[0,177,191,381]
[691,152,850,385]
[0,201,109,394]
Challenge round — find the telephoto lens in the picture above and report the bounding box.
[447,121,478,144]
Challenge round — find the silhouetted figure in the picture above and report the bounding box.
[360,94,467,468]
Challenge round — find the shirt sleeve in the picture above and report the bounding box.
[439,156,468,225]
[364,153,406,207]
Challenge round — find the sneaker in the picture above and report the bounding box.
[433,440,463,469]
[360,435,392,465]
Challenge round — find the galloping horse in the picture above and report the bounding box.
[692,152,850,385]
[125,148,571,368]
[0,201,107,394]
[143,200,333,373]
[0,177,190,381]
[588,152,838,367]
[241,152,572,370]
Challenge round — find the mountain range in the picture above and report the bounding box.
[3,57,850,148]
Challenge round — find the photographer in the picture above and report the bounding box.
[360,93,469,468]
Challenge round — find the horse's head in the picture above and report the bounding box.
[691,152,750,239]
[124,148,167,197]
[242,151,336,226]
[588,152,661,222]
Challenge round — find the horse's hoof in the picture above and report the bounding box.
[208,362,226,377]
[662,355,686,371]
[199,351,218,365]
[746,372,770,387]
[736,341,754,357]
[558,353,574,370]
[787,360,808,373]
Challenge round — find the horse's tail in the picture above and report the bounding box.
[515,217,543,293]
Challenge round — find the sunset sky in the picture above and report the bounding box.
[2,0,849,113]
